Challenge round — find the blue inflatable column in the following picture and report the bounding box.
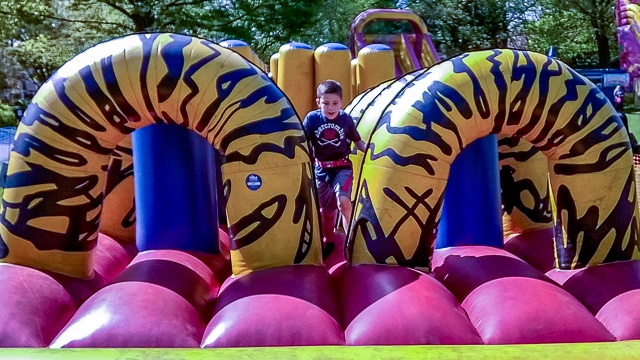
[435,135,503,249]
[132,124,220,253]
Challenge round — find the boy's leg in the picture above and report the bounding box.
[320,209,337,257]
[333,168,354,234]
[316,178,338,256]
[337,195,352,232]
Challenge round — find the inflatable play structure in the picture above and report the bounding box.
[617,0,640,91]
[617,0,640,107]
[1,11,640,360]
[267,9,438,119]
[349,9,440,77]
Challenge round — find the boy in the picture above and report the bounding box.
[303,80,366,258]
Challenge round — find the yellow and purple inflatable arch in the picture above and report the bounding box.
[0,33,322,278]
[347,49,640,269]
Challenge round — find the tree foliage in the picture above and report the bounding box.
[208,0,325,57]
[0,0,127,87]
[407,0,539,58]
[525,6,605,68]
[538,0,617,67]
[0,102,17,127]
[0,0,622,107]
[407,0,616,67]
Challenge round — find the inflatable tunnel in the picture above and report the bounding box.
[346,49,640,269]
[0,33,322,278]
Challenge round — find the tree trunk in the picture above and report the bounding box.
[594,21,611,68]
[596,33,611,67]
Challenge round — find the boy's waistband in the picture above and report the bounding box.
[315,158,350,169]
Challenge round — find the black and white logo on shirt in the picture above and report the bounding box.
[314,123,345,147]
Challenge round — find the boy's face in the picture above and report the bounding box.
[316,93,342,120]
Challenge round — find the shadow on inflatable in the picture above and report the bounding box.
[1,33,640,359]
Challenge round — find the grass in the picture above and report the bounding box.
[627,108,640,140]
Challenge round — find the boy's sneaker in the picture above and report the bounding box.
[322,242,335,259]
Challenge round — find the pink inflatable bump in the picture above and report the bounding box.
[331,263,483,345]
[546,260,640,340]
[432,245,553,302]
[503,227,555,272]
[462,277,615,344]
[0,264,76,347]
[50,249,225,347]
[433,246,615,344]
[49,282,205,348]
[0,233,136,347]
[48,233,137,305]
[202,265,344,347]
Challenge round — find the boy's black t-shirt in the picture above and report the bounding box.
[303,109,361,162]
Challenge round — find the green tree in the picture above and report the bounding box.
[0,0,332,64]
[209,0,324,58]
[407,0,539,58]
[525,7,606,68]
[10,35,76,85]
[0,102,17,127]
[541,0,616,67]
[0,0,128,86]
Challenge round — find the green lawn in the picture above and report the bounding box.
[627,109,640,140]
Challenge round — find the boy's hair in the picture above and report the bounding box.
[317,80,343,99]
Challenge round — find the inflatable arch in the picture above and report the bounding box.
[345,75,554,241]
[346,49,640,270]
[0,33,321,278]
[345,75,553,243]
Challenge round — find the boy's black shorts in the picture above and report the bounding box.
[316,167,353,212]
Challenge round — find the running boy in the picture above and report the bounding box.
[303,80,366,257]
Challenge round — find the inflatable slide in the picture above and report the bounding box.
[349,9,440,77]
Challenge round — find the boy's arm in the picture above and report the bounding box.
[354,139,366,153]
[344,114,366,153]
[302,114,312,139]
